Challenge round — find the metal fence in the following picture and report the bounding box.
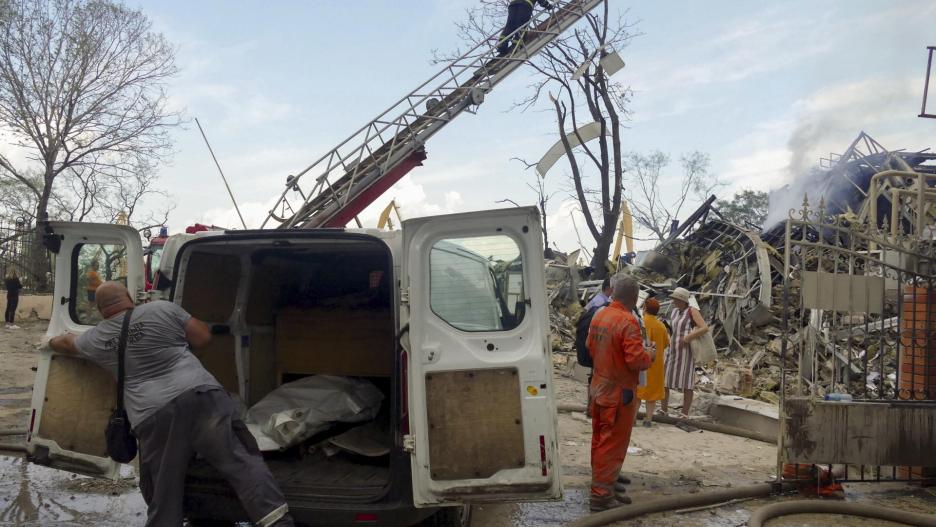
[0,218,50,294]
[779,198,936,485]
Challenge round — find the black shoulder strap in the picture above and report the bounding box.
[116,308,135,411]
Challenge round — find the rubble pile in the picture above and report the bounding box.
[547,131,936,405]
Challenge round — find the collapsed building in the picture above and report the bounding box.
[549,131,936,483]
[552,132,936,408]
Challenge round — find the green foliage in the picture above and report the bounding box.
[716,190,769,229]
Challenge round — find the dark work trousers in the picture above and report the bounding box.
[135,386,294,527]
[4,292,17,324]
[497,2,533,55]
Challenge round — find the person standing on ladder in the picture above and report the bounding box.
[497,0,554,57]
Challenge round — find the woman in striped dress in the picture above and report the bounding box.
[663,287,709,417]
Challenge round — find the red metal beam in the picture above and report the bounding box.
[322,149,428,228]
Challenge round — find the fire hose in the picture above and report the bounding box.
[562,483,777,527]
[746,501,936,527]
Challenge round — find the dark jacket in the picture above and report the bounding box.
[511,0,552,8]
[4,277,22,295]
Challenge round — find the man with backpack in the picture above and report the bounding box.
[575,278,612,384]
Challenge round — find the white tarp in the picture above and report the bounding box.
[246,375,384,451]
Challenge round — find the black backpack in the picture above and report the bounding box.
[574,305,604,368]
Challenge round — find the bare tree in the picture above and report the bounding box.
[443,0,637,278]
[626,150,723,242]
[0,0,181,289]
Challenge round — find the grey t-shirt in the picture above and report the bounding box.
[75,300,221,428]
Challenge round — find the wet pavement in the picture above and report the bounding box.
[0,455,146,526]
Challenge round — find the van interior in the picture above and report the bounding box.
[176,236,396,499]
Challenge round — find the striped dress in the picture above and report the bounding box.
[665,306,694,390]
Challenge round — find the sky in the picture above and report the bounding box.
[108,1,936,253]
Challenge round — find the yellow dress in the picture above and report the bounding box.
[636,313,669,402]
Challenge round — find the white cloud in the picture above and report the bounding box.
[189,198,277,230]
[357,176,466,226]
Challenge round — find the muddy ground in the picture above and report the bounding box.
[1,322,934,526]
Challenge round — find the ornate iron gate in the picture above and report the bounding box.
[779,198,936,485]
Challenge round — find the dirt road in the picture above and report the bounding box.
[1,322,933,526]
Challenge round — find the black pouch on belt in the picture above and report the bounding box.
[621,388,634,406]
[105,308,138,464]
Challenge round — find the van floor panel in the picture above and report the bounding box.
[268,456,390,497]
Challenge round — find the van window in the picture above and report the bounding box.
[430,235,524,332]
[71,243,129,325]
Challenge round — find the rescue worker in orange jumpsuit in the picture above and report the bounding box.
[586,276,654,511]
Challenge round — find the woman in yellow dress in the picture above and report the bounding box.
[636,297,669,427]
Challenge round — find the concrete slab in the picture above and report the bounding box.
[562,358,591,384]
[708,395,779,441]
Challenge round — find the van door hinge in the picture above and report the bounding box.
[403,434,416,453]
[401,288,410,304]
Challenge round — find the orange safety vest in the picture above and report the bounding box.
[586,301,651,407]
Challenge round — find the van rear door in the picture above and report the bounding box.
[402,207,561,506]
[27,222,144,478]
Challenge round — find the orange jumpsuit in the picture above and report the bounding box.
[587,301,652,499]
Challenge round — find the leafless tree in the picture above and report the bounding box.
[625,150,723,242]
[442,0,637,277]
[0,0,181,290]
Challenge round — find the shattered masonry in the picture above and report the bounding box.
[548,131,936,406]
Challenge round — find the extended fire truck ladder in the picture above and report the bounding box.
[261,0,604,230]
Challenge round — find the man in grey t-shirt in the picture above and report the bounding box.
[50,282,294,527]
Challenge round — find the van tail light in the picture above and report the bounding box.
[539,435,547,476]
[400,350,410,435]
[27,408,36,442]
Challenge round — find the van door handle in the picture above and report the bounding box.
[423,344,440,364]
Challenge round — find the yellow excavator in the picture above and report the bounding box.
[611,201,634,270]
[376,200,403,230]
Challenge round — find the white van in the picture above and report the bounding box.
[26,207,561,526]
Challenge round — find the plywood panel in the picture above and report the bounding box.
[801,272,884,314]
[181,252,241,322]
[425,368,525,480]
[37,355,116,457]
[193,334,238,393]
[275,308,393,378]
[782,397,936,466]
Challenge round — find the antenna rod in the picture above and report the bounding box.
[195,118,248,230]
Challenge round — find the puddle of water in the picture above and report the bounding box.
[0,455,146,526]
[0,386,31,396]
[512,488,590,526]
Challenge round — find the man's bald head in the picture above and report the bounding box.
[611,275,640,308]
[96,281,134,319]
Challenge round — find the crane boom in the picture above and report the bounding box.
[262,0,605,230]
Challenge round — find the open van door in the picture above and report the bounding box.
[402,207,561,506]
[27,222,144,479]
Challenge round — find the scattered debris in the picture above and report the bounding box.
[547,132,936,406]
